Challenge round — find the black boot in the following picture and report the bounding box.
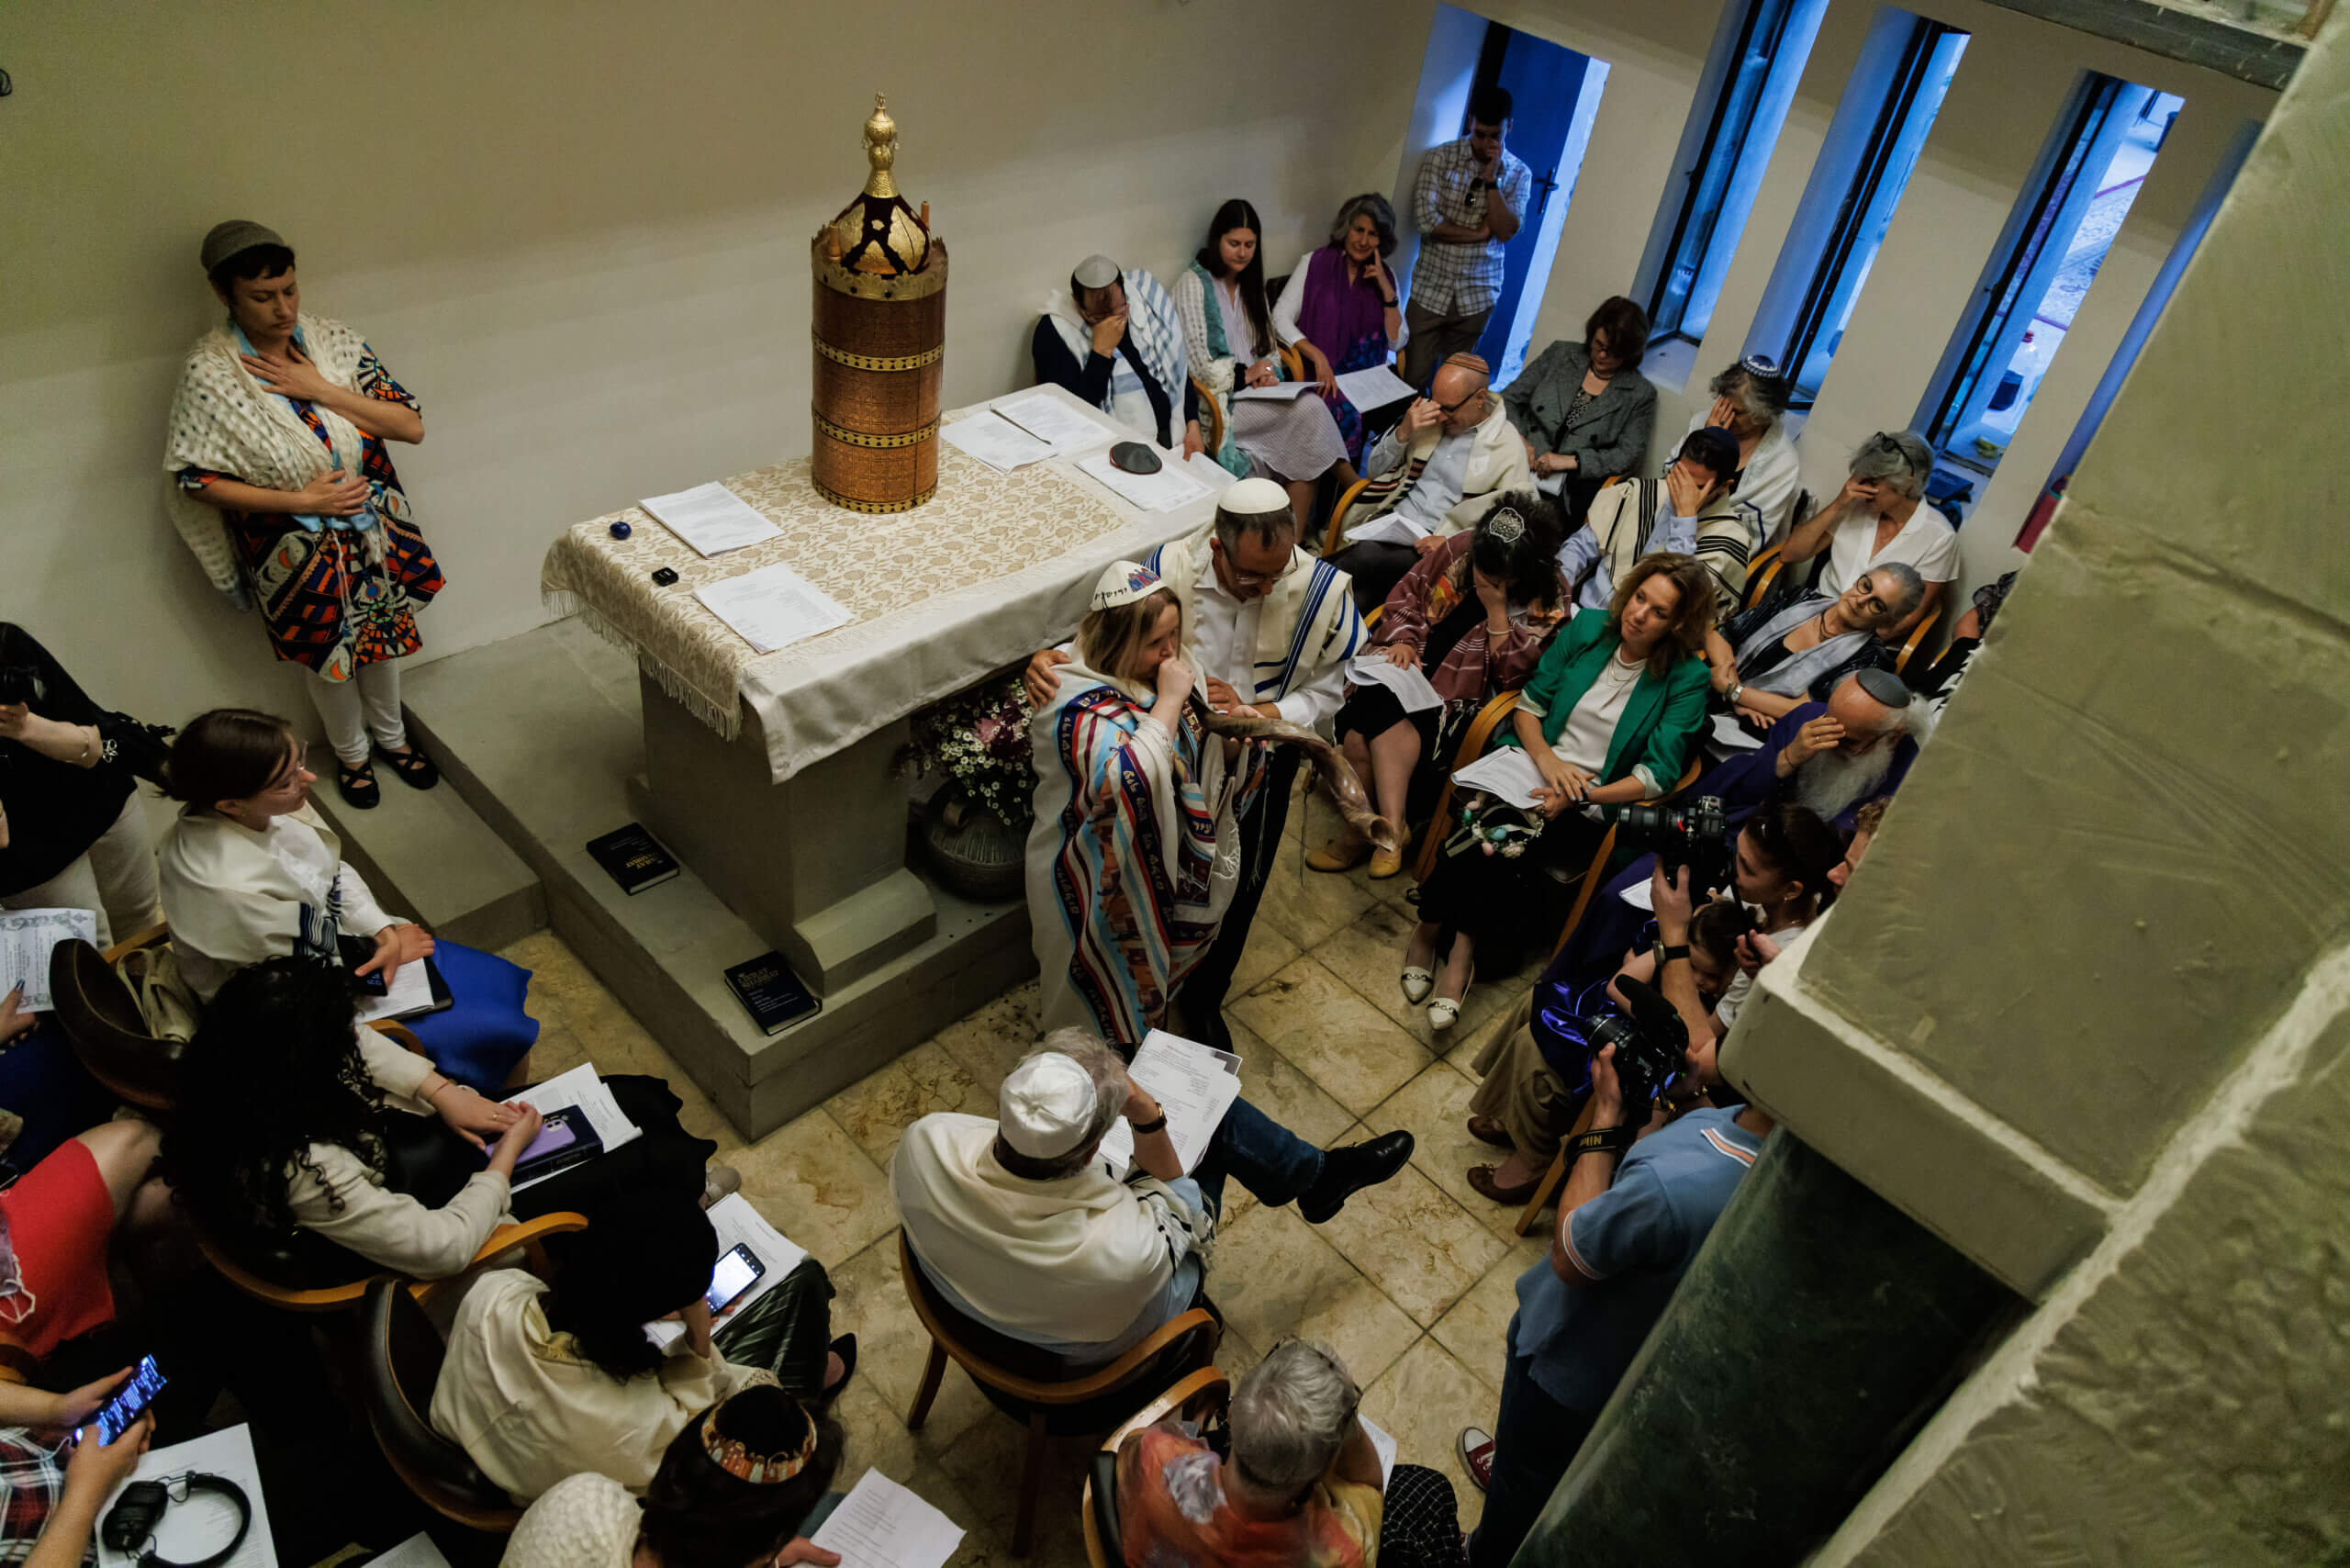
[1297,1131,1415,1224]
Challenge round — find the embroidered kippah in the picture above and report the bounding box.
[701,1400,819,1484]
[1738,353,1782,379]
[1485,506,1526,545]
[1090,560,1161,611]
[1442,352,1491,377]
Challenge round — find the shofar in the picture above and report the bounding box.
[1192,700,1401,857]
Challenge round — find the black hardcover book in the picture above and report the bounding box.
[587,823,681,895]
[723,952,822,1036]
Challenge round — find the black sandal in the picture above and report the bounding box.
[374,741,440,790]
[821,1333,856,1406]
[335,760,381,810]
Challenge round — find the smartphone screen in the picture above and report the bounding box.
[705,1243,766,1314]
[93,1356,166,1445]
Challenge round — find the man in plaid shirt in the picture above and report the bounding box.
[1403,84,1533,390]
[0,1369,153,1562]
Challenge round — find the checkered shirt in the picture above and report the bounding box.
[0,1429,63,1562]
[1407,137,1533,316]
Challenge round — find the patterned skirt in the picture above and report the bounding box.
[231,507,444,678]
[1230,391,1351,483]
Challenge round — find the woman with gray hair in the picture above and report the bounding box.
[1684,354,1801,540]
[1274,194,1411,465]
[1777,431,1958,637]
[890,1032,1412,1372]
[1706,563,1923,730]
[1115,1338,1472,1568]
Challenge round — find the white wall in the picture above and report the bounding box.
[0,0,1424,730]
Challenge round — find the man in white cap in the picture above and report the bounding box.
[890,1030,1412,1370]
[1025,478,1364,1049]
[1033,254,1205,456]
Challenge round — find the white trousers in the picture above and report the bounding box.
[308,659,408,768]
[1,793,162,952]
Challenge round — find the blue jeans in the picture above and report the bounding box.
[1193,1095,1326,1216]
[1467,1339,1597,1568]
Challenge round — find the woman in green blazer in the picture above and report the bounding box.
[1404,554,1714,1028]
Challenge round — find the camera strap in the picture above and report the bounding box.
[1568,1125,1640,1161]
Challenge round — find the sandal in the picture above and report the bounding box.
[1467,1163,1539,1204]
[1427,964,1475,1033]
[1466,1114,1514,1149]
[335,760,381,810]
[822,1333,857,1405]
[1401,966,1435,1005]
[375,741,441,790]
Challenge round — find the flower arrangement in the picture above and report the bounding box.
[894,672,1035,830]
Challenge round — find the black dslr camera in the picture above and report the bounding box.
[0,665,42,706]
[1580,976,1689,1112]
[1598,794,1731,893]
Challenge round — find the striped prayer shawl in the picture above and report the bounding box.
[1142,525,1363,714]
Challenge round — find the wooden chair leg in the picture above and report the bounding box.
[907,1339,947,1430]
[1013,1407,1049,1557]
[1515,1148,1571,1237]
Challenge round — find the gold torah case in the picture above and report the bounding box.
[811,95,946,513]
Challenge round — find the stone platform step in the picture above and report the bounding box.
[397,617,1032,1139]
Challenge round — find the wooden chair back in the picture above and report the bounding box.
[1080,1368,1233,1568]
[46,934,180,1113]
[1892,599,1942,674]
[1190,377,1226,464]
[1410,690,1524,884]
[358,1278,521,1534]
[1322,477,1373,558]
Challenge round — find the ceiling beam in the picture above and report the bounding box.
[1973,0,2306,87]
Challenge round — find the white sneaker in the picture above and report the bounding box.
[701,1163,742,1209]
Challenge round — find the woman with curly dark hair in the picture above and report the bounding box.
[500,1383,846,1566]
[163,956,720,1288]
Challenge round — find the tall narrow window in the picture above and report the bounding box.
[1748,11,1969,406]
[1919,80,2185,473]
[1639,0,1830,348]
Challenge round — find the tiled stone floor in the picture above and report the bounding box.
[500,785,1546,1568]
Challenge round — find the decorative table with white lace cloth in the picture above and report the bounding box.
[538,384,1231,996]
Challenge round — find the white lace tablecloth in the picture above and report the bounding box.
[541,386,1230,782]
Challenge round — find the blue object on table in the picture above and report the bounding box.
[609,521,633,540]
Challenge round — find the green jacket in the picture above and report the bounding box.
[1498,610,1709,795]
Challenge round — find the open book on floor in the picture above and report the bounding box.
[1098,1029,1242,1182]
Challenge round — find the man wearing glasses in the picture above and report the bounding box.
[1330,353,1534,612]
[1023,477,1363,1050]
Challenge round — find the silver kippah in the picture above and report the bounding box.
[1738,353,1782,379]
[1072,254,1122,291]
[1485,506,1526,545]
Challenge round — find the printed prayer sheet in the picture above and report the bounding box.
[1710,712,1766,752]
[0,907,96,1013]
[96,1424,276,1568]
[695,561,854,654]
[810,1470,966,1568]
[1098,1029,1242,1181]
[1342,510,1431,548]
[1233,381,1317,402]
[510,1065,643,1191]
[1360,1414,1398,1484]
[1077,450,1213,513]
[355,953,436,1024]
[1449,746,1550,810]
[646,1193,811,1350]
[940,410,1056,473]
[1347,653,1442,713]
[1333,364,1418,409]
[641,480,783,557]
[990,389,1114,456]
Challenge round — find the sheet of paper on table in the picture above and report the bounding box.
[1347,654,1442,713]
[354,954,435,1024]
[990,389,1115,457]
[1710,712,1765,752]
[0,907,95,1013]
[647,1192,811,1350]
[1342,510,1430,548]
[1099,1028,1242,1182]
[1450,746,1550,810]
[940,410,1056,473]
[366,1535,455,1568]
[1077,450,1214,514]
[641,480,783,557]
[511,1065,643,1192]
[1334,364,1418,410]
[95,1423,276,1568]
[695,562,854,655]
[810,1469,966,1568]
[1233,381,1317,402]
[1360,1413,1398,1485]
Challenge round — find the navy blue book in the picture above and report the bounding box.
[724,952,822,1036]
[587,823,681,895]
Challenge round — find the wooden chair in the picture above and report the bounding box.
[1410,690,1526,884]
[46,931,179,1112]
[196,1209,587,1316]
[1741,542,1786,611]
[901,1235,1220,1556]
[1892,599,1942,674]
[1189,376,1227,463]
[1322,477,1374,558]
[1080,1367,1232,1568]
[356,1276,525,1533]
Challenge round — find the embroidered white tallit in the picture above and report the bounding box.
[1044,269,1191,447]
[890,1113,1211,1343]
[161,312,374,599]
[155,802,397,1001]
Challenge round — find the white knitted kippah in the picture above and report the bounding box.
[999,1053,1101,1159]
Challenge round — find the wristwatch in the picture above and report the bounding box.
[1657,943,1690,965]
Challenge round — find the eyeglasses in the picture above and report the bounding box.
[1432,386,1483,415]
[1214,542,1294,588]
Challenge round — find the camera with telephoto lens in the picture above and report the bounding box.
[0,666,42,707]
[1597,795,1730,893]
[1581,976,1690,1112]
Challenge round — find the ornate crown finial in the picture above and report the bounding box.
[862,92,899,199]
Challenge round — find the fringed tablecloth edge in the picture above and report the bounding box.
[539,586,744,740]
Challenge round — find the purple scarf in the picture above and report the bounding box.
[1296,245,1391,368]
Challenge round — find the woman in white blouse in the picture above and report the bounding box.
[156,707,536,1092]
[1173,199,1357,538]
[1776,431,1959,638]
